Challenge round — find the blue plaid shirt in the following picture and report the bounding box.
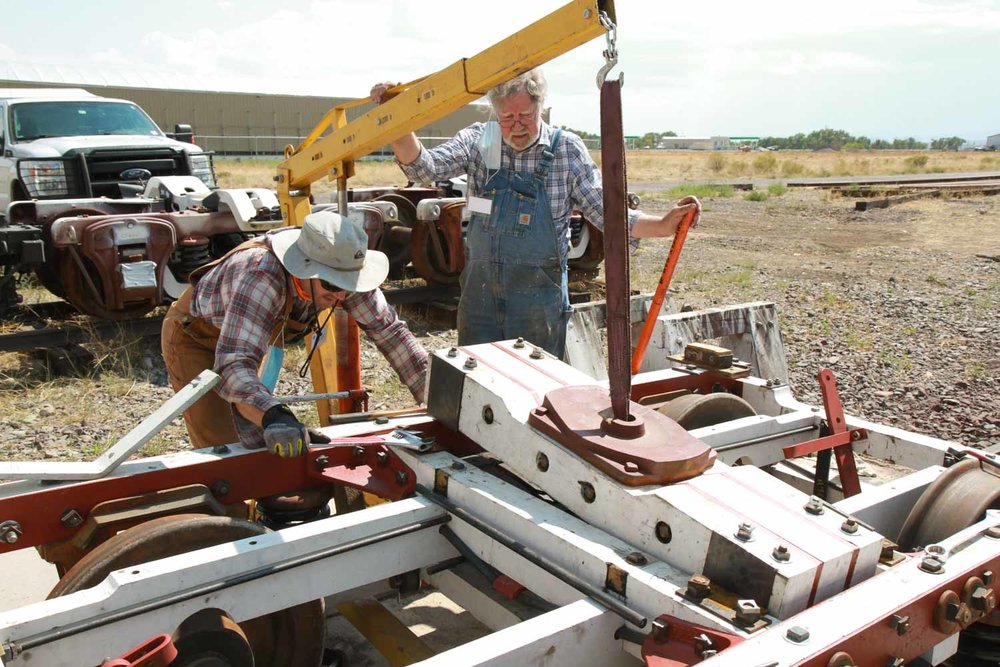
[399,122,638,248]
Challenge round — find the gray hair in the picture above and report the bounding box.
[487,69,548,109]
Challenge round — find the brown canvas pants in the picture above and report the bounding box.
[161,292,239,448]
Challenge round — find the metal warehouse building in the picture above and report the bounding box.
[0,61,488,156]
[989,134,1000,149]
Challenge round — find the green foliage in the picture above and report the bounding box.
[759,129,929,151]
[767,183,787,196]
[559,125,599,141]
[930,136,965,151]
[904,154,930,169]
[664,184,734,198]
[745,191,769,202]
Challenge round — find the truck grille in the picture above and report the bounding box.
[84,148,188,197]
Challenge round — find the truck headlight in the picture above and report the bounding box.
[187,153,217,188]
[18,160,69,197]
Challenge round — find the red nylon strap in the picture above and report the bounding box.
[600,78,631,422]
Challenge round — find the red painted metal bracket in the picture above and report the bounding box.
[101,634,177,667]
[782,369,866,497]
[306,441,416,499]
[641,615,743,666]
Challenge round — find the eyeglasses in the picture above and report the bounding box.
[497,107,539,130]
[318,279,342,293]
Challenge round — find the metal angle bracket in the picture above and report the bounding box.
[0,370,221,482]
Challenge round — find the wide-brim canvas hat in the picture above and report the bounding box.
[268,211,388,293]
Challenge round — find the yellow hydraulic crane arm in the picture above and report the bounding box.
[276,0,615,424]
[276,0,615,224]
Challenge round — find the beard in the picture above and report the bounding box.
[502,128,540,152]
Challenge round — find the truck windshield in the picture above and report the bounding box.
[11,101,163,141]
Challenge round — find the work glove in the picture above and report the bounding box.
[262,405,309,458]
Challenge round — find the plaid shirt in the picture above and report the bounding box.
[191,246,427,447]
[399,121,639,245]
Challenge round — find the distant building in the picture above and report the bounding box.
[0,59,484,156]
[657,136,732,150]
[988,133,1000,149]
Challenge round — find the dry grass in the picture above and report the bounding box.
[217,150,997,191]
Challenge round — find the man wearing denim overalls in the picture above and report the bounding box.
[373,69,699,358]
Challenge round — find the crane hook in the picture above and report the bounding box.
[596,11,623,88]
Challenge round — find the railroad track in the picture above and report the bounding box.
[0,284,461,354]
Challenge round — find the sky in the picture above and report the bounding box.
[2,0,999,143]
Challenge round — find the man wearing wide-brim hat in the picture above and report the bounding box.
[161,211,427,457]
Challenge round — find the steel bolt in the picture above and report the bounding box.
[734,599,762,626]
[374,416,390,425]
[536,452,549,472]
[735,522,755,542]
[785,626,810,643]
[450,460,466,471]
[60,509,83,528]
[0,521,21,545]
[353,445,366,458]
[626,552,649,566]
[315,455,329,470]
[376,451,389,466]
[880,539,897,561]
[211,480,230,497]
[886,658,905,667]
[984,570,995,585]
[772,545,791,562]
[804,497,825,515]
[395,470,409,485]
[686,574,712,599]
[579,481,596,503]
[651,618,669,641]
[530,346,544,359]
[212,444,231,455]
[464,357,478,370]
[889,614,910,636]
[513,337,525,349]
[482,406,494,424]
[655,521,672,544]
[841,518,859,534]
[971,587,996,613]
[447,347,458,357]
[920,556,944,573]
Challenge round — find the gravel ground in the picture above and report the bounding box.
[0,187,996,463]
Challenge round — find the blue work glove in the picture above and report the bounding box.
[261,405,309,458]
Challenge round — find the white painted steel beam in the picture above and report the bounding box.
[0,499,454,665]
[429,344,883,619]
[697,514,1000,666]
[410,599,639,667]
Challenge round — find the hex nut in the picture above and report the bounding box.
[735,522,755,542]
[785,626,810,643]
[889,614,910,636]
[772,545,791,562]
[530,346,544,359]
[447,347,459,357]
[463,357,478,370]
[804,498,825,515]
[841,518,859,534]
[513,337,525,349]
[920,556,944,574]
[734,599,762,626]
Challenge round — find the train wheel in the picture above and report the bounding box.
[411,221,462,285]
[373,194,416,279]
[49,514,326,667]
[657,392,756,430]
[170,609,255,666]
